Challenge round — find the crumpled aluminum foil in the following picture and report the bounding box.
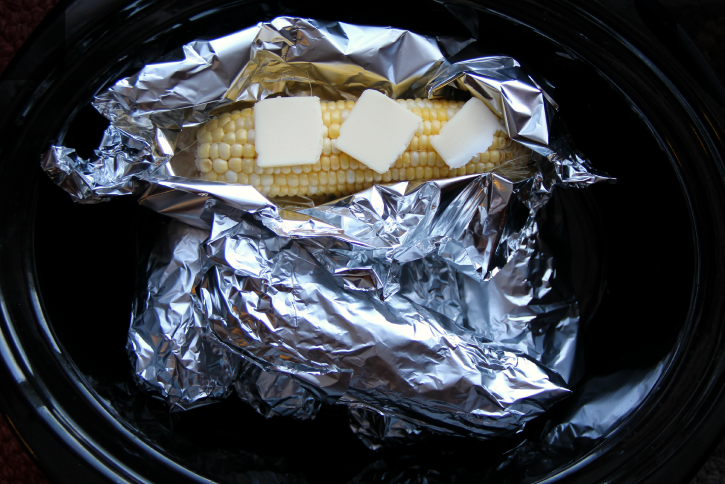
[43,16,614,448]
[41,17,474,204]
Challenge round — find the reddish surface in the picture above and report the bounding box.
[0,0,60,76]
[0,415,49,484]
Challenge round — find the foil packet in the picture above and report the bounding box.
[42,17,613,448]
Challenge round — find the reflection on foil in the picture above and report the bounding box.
[129,159,605,446]
[235,360,321,420]
[40,15,618,451]
[127,220,241,411]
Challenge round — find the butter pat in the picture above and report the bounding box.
[254,96,323,167]
[430,97,501,169]
[335,90,422,174]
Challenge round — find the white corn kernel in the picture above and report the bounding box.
[218,143,231,161]
[198,143,211,159]
[197,158,213,173]
[212,127,225,143]
[213,159,228,174]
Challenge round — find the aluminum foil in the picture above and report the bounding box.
[127,220,241,410]
[41,17,474,203]
[43,16,615,448]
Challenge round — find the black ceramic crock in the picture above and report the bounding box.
[1,0,724,482]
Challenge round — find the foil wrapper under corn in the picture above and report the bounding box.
[42,16,613,447]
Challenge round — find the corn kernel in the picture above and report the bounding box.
[198,143,211,159]
[431,120,441,135]
[402,152,411,166]
[212,127,225,143]
[419,135,428,151]
[243,143,255,158]
[410,137,419,151]
[419,151,428,166]
[198,158,213,173]
[229,158,243,173]
[411,152,420,167]
[218,142,231,161]
[213,159,228,174]
[337,154,347,170]
[261,174,274,186]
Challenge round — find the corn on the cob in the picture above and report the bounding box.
[195,98,531,197]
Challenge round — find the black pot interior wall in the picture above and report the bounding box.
[24,0,696,482]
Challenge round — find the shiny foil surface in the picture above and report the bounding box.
[42,17,615,448]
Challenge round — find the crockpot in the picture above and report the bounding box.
[1,0,724,482]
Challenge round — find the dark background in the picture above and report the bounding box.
[0,0,724,483]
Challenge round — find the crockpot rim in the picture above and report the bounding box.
[1,0,724,482]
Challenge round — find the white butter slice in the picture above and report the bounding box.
[430,97,501,169]
[254,96,323,167]
[335,90,422,174]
